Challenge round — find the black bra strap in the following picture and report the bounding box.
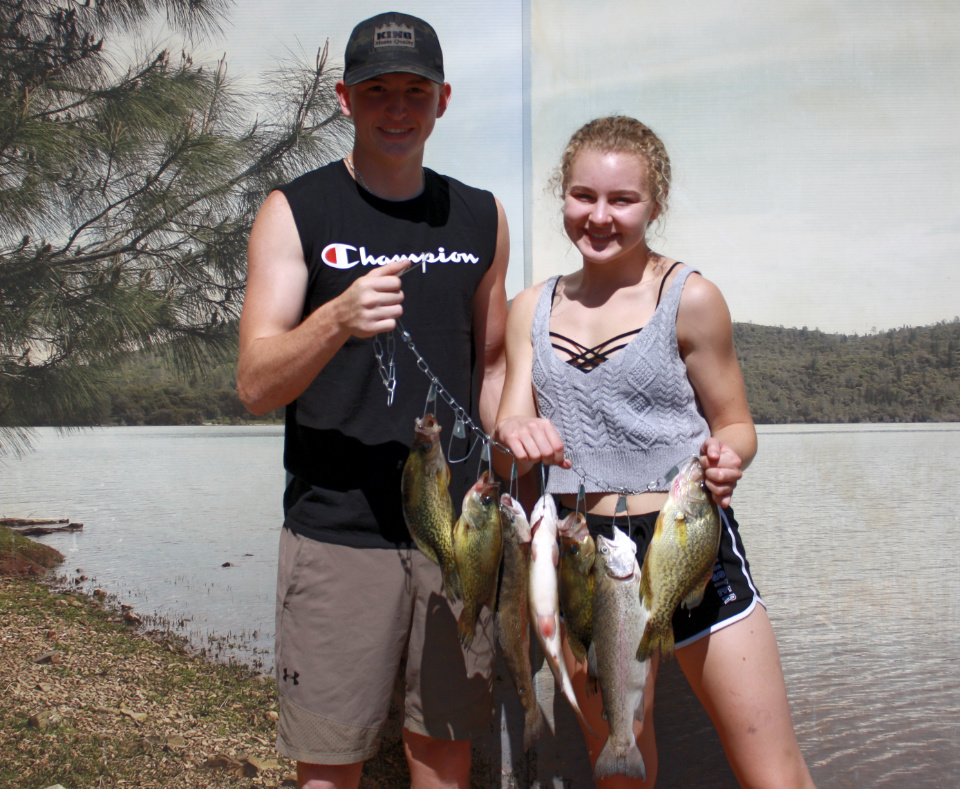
[656,261,684,306]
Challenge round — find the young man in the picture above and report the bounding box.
[237,13,510,789]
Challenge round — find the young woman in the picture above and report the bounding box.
[494,116,815,788]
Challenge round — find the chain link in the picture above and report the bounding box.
[561,451,676,497]
[373,332,397,406]
[395,319,511,457]
[375,319,676,493]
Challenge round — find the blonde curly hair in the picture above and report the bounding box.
[553,116,671,218]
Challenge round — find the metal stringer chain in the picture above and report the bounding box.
[377,319,682,491]
[392,319,512,466]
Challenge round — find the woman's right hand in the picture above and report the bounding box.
[494,416,571,476]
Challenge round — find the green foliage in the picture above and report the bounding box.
[735,319,960,423]
[38,318,960,428]
[0,0,353,452]
[36,332,283,426]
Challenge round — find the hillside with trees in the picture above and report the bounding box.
[27,318,960,427]
[736,320,960,423]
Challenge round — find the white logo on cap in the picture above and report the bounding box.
[374,22,415,49]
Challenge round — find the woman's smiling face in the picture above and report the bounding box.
[562,149,661,266]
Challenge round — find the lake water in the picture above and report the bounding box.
[2,424,959,786]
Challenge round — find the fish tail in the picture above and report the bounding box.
[637,616,675,662]
[522,703,543,752]
[593,740,646,781]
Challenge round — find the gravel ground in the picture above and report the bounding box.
[0,526,413,789]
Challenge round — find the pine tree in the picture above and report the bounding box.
[0,0,353,452]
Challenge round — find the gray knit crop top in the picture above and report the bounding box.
[532,266,710,495]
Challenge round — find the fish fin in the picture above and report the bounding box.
[458,609,476,650]
[442,563,462,603]
[633,686,647,723]
[636,622,654,661]
[585,641,602,697]
[586,672,600,699]
[568,634,588,663]
[594,740,646,781]
[681,574,710,611]
[637,617,675,662]
[639,563,652,604]
[661,625,676,660]
[485,582,499,613]
[416,541,439,566]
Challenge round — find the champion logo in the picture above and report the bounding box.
[321,243,480,271]
[375,22,415,49]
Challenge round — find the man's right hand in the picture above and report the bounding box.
[335,259,409,338]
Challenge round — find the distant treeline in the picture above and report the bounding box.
[51,319,960,427]
[736,319,960,423]
[64,350,283,427]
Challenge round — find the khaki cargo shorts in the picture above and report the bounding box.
[274,527,495,765]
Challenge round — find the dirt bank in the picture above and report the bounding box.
[0,526,415,788]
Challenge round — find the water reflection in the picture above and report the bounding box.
[3,424,959,784]
[2,426,286,667]
[735,424,960,785]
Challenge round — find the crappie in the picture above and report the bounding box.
[528,493,591,733]
[637,456,721,662]
[558,511,595,663]
[401,414,461,603]
[590,527,650,782]
[452,471,503,649]
[496,493,542,751]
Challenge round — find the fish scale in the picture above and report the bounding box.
[496,494,542,751]
[452,471,502,650]
[400,414,461,603]
[637,456,720,661]
[558,511,595,663]
[590,527,650,782]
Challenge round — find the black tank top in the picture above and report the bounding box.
[276,161,498,547]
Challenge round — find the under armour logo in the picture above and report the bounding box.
[282,668,300,685]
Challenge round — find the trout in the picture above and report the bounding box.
[637,456,721,661]
[528,493,592,734]
[401,414,461,603]
[590,527,650,782]
[452,471,503,649]
[496,493,542,751]
[558,510,595,663]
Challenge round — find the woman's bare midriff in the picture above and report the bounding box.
[557,489,667,518]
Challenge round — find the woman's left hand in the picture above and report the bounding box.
[699,437,744,509]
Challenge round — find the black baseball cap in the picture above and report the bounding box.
[343,12,444,86]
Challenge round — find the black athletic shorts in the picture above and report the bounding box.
[558,503,763,647]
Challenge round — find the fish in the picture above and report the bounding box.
[400,413,461,603]
[528,493,592,734]
[558,510,595,663]
[590,526,650,782]
[496,493,542,751]
[637,456,721,662]
[452,470,503,649]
